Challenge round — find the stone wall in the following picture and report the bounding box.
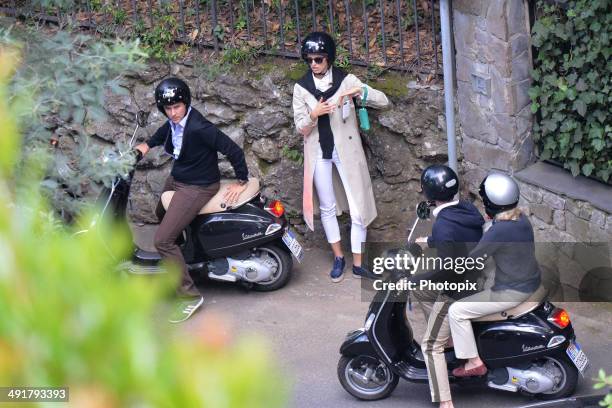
[451,0,612,244]
[518,183,611,243]
[89,58,449,248]
[451,0,611,298]
[452,0,535,191]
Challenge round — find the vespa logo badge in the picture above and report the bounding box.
[162,88,176,99]
[522,344,545,353]
[242,232,263,241]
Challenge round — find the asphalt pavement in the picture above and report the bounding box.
[132,225,612,408]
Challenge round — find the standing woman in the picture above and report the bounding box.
[292,32,390,282]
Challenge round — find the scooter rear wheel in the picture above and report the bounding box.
[536,355,578,400]
[337,355,399,401]
[251,244,292,292]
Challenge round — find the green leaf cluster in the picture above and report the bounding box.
[529,0,611,182]
[281,146,304,165]
[0,45,287,408]
[222,45,261,65]
[594,369,612,407]
[1,24,147,221]
[133,11,187,63]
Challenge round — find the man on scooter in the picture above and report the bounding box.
[411,165,484,408]
[135,77,249,323]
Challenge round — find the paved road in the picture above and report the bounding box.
[133,226,612,408]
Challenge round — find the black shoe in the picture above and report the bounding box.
[352,265,378,280]
[330,256,346,283]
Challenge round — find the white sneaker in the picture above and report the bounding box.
[168,296,204,323]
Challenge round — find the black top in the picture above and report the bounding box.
[418,200,485,299]
[146,108,248,186]
[296,67,347,159]
[470,213,541,293]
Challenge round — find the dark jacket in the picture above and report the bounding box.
[147,108,248,186]
[418,200,485,299]
[469,213,541,293]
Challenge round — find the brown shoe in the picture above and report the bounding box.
[452,363,488,377]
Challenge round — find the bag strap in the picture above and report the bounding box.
[361,86,368,108]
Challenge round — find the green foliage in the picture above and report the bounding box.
[530,0,611,182]
[195,59,230,81]
[366,64,386,82]
[133,12,186,63]
[285,63,308,81]
[222,45,261,65]
[282,146,304,165]
[334,44,351,70]
[594,369,612,407]
[371,72,409,98]
[110,7,128,25]
[0,44,287,408]
[2,25,147,221]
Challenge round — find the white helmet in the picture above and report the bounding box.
[479,173,520,218]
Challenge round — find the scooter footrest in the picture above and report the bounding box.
[117,261,165,275]
[133,248,162,265]
[394,362,428,381]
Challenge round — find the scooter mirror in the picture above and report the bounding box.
[136,110,150,128]
[416,200,434,220]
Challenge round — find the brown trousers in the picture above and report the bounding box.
[154,175,220,297]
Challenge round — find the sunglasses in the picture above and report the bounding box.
[305,57,325,65]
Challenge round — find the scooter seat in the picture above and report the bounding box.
[473,284,548,322]
[161,177,260,215]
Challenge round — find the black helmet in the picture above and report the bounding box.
[420,165,459,201]
[155,77,191,115]
[479,173,520,218]
[301,32,336,64]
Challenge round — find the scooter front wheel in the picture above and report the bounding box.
[337,355,399,401]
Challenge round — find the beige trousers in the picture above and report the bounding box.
[408,289,453,403]
[448,288,532,359]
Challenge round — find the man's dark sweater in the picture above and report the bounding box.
[418,200,485,299]
[469,213,541,293]
[147,108,248,186]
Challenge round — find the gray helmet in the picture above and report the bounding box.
[479,173,520,218]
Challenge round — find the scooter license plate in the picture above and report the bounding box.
[566,340,589,374]
[282,229,304,263]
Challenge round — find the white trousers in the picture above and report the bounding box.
[313,148,367,254]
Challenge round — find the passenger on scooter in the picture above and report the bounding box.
[135,77,249,323]
[448,172,542,377]
[411,165,484,408]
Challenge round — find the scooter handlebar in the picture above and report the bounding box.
[134,149,143,163]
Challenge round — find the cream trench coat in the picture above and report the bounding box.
[292,73,390,231]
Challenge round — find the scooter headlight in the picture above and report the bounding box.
[364,313,375,331]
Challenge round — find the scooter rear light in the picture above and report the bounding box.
[265,200,285,218]
[548,308,571,329]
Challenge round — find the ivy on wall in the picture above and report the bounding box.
[529,0,611,182]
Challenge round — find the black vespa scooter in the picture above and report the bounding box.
[337,203,589,401]
[87,111,303,292]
